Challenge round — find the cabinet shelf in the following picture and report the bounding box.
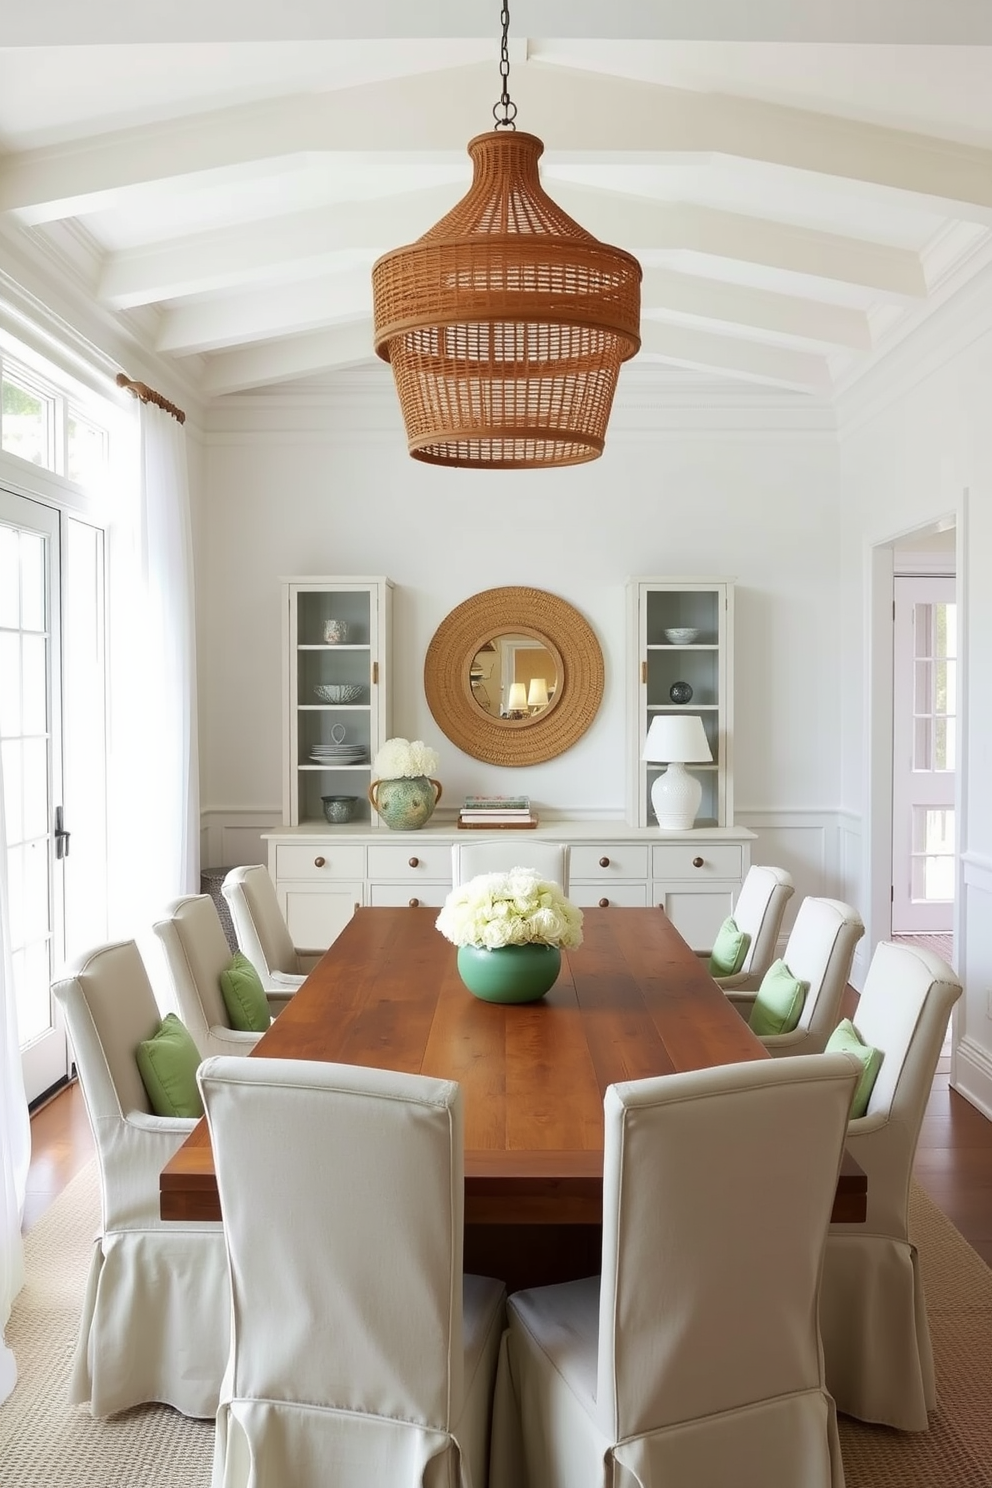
[282,577,393,829]
[628,578,734,830]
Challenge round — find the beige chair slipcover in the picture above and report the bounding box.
[153,893,267,1058]
[52,940,228,1418]
[197,1055,506,1488]
[220,864,321,1011]
[819,940,962,1431]
[490,1054,859,1488]
[451,841,570,893]
[700,863,794,991]
[728,896,864,1055]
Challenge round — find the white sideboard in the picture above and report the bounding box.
[263,821,755,953]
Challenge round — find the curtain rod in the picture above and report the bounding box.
[116,372,186,425]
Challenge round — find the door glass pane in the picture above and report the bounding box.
[0,526,17,627]
[912,602,957,773]
[910,808,955,902]
[0,520,54,1050]
[63,518,108,959]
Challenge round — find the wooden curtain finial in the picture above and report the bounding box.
[116,372,186,425]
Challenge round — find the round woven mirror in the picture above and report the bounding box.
[424,587,604,766]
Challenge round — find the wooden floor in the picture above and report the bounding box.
[23,1053,992,1268]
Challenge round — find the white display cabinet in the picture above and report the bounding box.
[281,576,393,830]
[627,578,734,830]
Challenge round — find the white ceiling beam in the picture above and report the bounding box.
[198,310,832,398]
[637,320,833,394]
[98,189,459,307]
[551,187,926,299]
[640,267,871,350]
[6,62,992,223]
[157,270,373,354]
[199,320,377,396]
[160,256,871,358]
[100,182,923,314]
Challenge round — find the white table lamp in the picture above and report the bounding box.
[506,681,528,717]
[642,714,713,830]
[527,677,549,711]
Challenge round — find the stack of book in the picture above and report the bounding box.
[457,795,539,830]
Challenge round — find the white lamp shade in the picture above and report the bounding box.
[527,677,549,708]
[507,682,528,712]
[642,713,712,764]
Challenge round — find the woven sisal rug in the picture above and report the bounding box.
[2,1163,990,1486]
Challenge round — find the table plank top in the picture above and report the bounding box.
[161,906,865,1224]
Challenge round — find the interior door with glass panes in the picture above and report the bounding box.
[0,491,69,1101]
[892,575,956,934]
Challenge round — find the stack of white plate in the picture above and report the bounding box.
[309,742,366,765]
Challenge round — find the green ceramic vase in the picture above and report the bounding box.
[456,943,562,1004]
[368,775,442,831]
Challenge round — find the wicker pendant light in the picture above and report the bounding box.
[371,8,641,470]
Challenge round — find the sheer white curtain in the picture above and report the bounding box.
[0,746,31,1403]
[108,400,199,939]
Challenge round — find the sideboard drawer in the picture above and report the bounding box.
[275,844,367,881]
[571,883,649,909]
[367,843,453,880]
[570,844,650,880]
[652,843,743,880]
[368,882,449,909]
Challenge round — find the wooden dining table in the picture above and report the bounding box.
[161,905,866,1291]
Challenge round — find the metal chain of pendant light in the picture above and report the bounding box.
[371,3,642,469]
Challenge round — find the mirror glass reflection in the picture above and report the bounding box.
[469,635,558,720]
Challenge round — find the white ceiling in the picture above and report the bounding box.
[3,2,992,402]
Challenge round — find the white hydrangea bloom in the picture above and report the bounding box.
[436,869,584,949]
[372,737,441,779]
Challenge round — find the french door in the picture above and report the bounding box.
[0,488,107,1103]
[0,490,67,1101]
[891,574,956,934]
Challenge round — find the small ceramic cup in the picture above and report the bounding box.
[323,619,350,644]
[321,795,357,824]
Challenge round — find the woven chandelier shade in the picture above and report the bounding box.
[372,131,642,469]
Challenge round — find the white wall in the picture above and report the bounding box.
[197,376,848,912]
[837,262,992,1117]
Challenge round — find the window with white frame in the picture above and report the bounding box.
[0,345,112,492]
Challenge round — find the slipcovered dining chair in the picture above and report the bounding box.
[198,1055,506,1488]
[221,864,321,1010]
[451,840,570,893]
[490,1053,860,1488]
[727,895,864,1055]
[153,893,268,1058]
[51,939,228,1418]
[700,863,795,990]
[819,940,963,1431]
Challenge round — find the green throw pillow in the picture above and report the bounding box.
[136,1013,204,1119]
[219,951,271,1033]
[827,1018,884,1119]
[708,916,751,977]
[748,959,809,1037]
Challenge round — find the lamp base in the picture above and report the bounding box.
[650,761,703,831]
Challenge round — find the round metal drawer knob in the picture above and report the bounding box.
[599,856,610,867]
[409,897,420,908]
[314,856,326,868]
[692,856,704,868]
[408,857,420,868]
[598,897,610,908]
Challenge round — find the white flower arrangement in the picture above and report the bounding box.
[437,869,584,951]
[372,737,440,779]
